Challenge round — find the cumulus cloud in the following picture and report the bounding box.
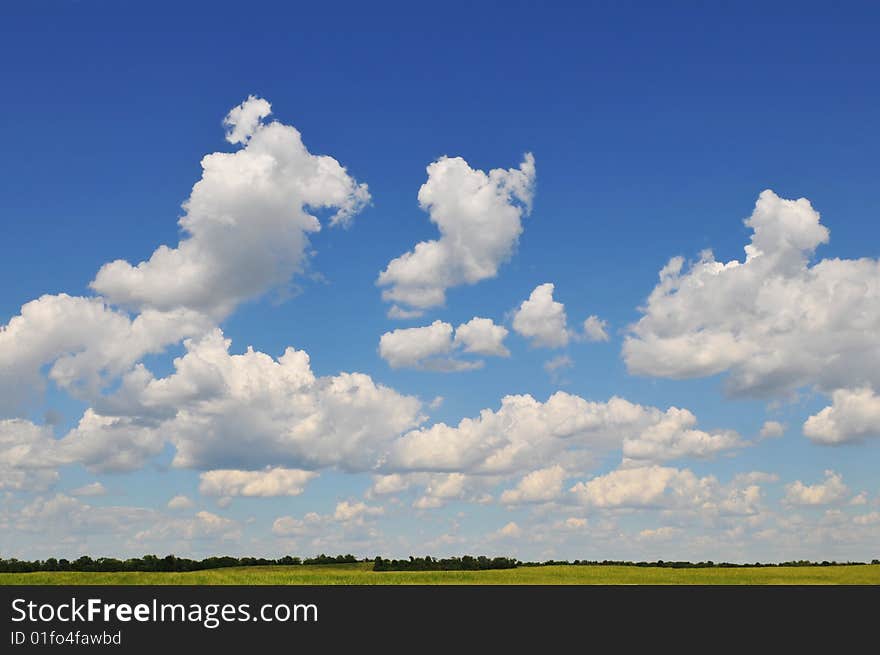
[623,189,880,399]
[567,466,763,518]
[334,500,384,522]
[512,283,571,348]
[378,317,507,370]
[368,474,413,496]
[638,526,680,540]
[378,153,535,311]
[378,321,456,369]
[500,465,567,504]
[70,482,107,497]
[58,409,166,473]
[784,470,849,506]
[570,465,717,510]
[223,94,272,145]
[389,392,741,474]
[272,501,383,538]
[582,316,610,342]
[803,387,880,444]
[412,473,480,509]
[272,512,324,537]
[63,329,424,473]
[453,317,510,357]
[91,96,370,319]
[497,521,522,538]
[759,421,786,439]
[0,419,62,492]
[511,284,606,349]
[543,355,573,375]
[135,511,241,543]
[853,512,880,526]
[621,407,743,464]
[167,495,195,510]
[199,467,318,497]
[14,494,156,540]
[561,517,588,529]
[0,294,210,411]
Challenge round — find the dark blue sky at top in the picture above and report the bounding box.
[1,0,878,463]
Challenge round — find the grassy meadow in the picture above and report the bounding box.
[2,562,879,585]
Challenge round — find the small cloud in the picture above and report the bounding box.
[562,517,587,529]
[70,482,107,497]
[543,355,573,384]
[850,492,868,506]
[582,315,610,342]
[167,495,194,510]
[638,526,680,540]
[759,420,785,439]
[853,512,880,525]
[388,305,425,320]
[497,521,521,538]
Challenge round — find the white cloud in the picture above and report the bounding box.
[803,387,880,444]
[543,354,574,384]
[759,421,786,439]
[378,320,455,369]
[621,407,743,464]
[368,474,413,496]
[223,94,272,145]
[497,521,522,538]
[70,482,107,497]
[378,317,507,370]
[63,329,424,473]
[199,467,317,497]
[272,512,324,537]
[543,355,573,375]
[731,471,779,485]
[850,492,868,506]
[562,517,588,529]
[58,409,166,473]
[14,494,156,540]
[271,502,384,542]
[333,500,384,522]
[0,419,62,492]
[390,392,741,474]
[378,153,535,311]
[623,189,880,399]
[784,470,849,506]
[412,473,473,509]
[387,305,425,320]
[134,511,241,543]
[500,465,567,504]
[583,315,610,342]
[167,495,194,510]
[453,317,510,357]
[91,96,370,319]
[853,512,880,526]
[512,283,571,348]
[638,526,680,540]
[0,294,210,411]
[570,465,717,510]
[716,484,763,516]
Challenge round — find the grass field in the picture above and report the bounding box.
[2,562,879,585]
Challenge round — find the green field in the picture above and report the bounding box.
[2,562,879,585]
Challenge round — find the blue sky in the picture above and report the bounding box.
[1,1,879,562]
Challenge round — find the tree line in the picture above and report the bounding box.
[0,553,360,573]
[1,554,877,573]
[373,556,518,571]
